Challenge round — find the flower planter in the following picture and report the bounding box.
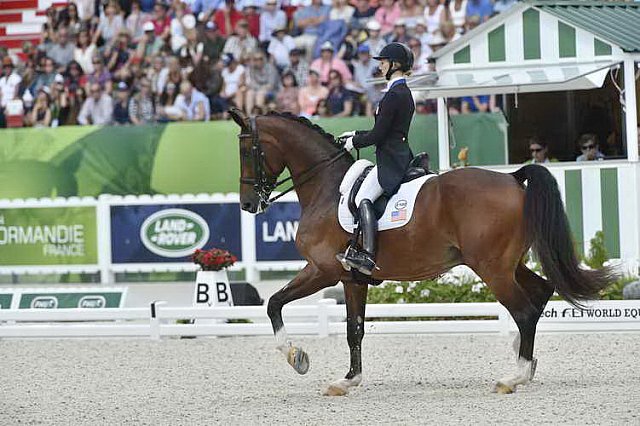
[193,269,234,308]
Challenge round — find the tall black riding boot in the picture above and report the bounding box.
[346,199,378,275]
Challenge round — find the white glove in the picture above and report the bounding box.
[338,131,356,138]
[342,136,354,151]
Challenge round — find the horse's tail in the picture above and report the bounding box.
[511,164,617,307]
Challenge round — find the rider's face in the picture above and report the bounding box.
[379,59,391,77]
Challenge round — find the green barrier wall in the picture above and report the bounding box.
[0,113,506,199]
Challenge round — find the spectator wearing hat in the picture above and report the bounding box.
[352,0,377,28]
[363,20,386,58]
[113,81,131,125]
[78,83,113,125]
[259,0,287,45]
[284,48,309,87]
[351,44,380,116]
[129,78,155,124]
[174,80,210,121]
[214,0,244,37]
[94,1,125,47]
[275,71,300,115]
[125,0,151,42]
[30,87,53,127]
[330,0,355,22]
[203,22,226,63]
[241,1,260,39]
[424,0,446,36]
[448,0,467,34]
[74,29,97,75]
[268,27,296,70]
[0,57,22,114]
[223,19,258,64]
[293,0,331,61]
[386,19,410,44]
[310,41,352,85]
[137,21,164,58]
[326,69,352,117]
[50,72,71,126]
[244,50,278,114]
[298,69,328,117]
[46,27,75,70]
[374,0,401,36]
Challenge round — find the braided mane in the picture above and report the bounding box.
[266,111,340,146]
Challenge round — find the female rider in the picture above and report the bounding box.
[336,42,415,275]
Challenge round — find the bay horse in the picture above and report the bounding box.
[229,108,616,395]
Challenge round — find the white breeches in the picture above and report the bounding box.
[355,166,384,206]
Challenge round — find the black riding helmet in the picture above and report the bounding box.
[373,42,414,80]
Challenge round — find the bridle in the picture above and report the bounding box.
[238,116,349,209]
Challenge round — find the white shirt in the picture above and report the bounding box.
[221,64,246,97]
[0,72,22,108]
[74,45,96,74]
[329,5,354,21]
[384,76,405,92]
[424,4,444,34]
[268,36,296,68]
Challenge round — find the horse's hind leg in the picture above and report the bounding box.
[324,281,368,396]
[267,263,338,375]
[471,262,544,394]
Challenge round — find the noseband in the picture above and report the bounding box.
[238,116,349,208]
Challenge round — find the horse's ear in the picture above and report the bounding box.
[229,108,249,131]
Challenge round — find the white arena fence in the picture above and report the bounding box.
[0,300,638,339]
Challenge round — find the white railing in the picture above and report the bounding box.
[0,300,638,339]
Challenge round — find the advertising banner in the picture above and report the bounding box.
[255,202,303,261]
[18,290,125,309]
[110,203,242,263]
[0,293,13,309]
[0,207,98,266]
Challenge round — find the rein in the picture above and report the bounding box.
[239,116,349,207]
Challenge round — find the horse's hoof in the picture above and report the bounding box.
[493,381,515,394]
[323,383,348,397]
[287,346,310,375]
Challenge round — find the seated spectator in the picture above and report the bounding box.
[86,57,112,93]
[268,27,296,71]
[31,57,56,95]
[337,25,361,63]
[352,0,377,28]
[1,57,22,116]
[157,82,180,121]
[399,0,424,29]
[259,0,287,46]
[424,0,446,36]
[151,3,171,40]
[113,81,131,125]
[64,61,87,92]
[293,0,331,61]
[61,86,86,125]
[74,30,97,75]
[330,0,355,22]
[212,54,245,116]
[136,21,164,59]
[178,27,204,69]
[202,22,226,63]
[576,134,606,162]
[461,95,489,113]
[351,44,380,116]
[387,19,410,44]
[298,69,327,117]
[448,0,467,34]
[223,20,258,64]
[148,56,166,96]
[245,50,278,114]
[78,83,113,125]
[170,2,190,52]
[47,27,75,70]
[408,37,429,74]
[275,71,300,115]
[413,19,432,55]
[174,81,210,121]
[363,20,386,58]
[524,137,556,164]
[242,2,260,40]
[75,0,95,22]
[129,78,155,124]
[50,73,69,126]
[125,0,151,42]
[310,41,352,85]
[440,20,461,44]
[106,29,132,73]
[326,69,352,117]
[60,2,82,34]
[374,0,401,37]
[315,98,330,117]
[193,56,223,111]
[285,48,309,87]
[214,0,244,37]
[162,56,184,92]
[94,1,124,47]
[30,88,52,127]
[466,0,493,24]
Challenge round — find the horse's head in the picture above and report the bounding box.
[229,108,286,213]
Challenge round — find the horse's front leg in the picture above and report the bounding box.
[267,263,338,375]
[324,281,368,396]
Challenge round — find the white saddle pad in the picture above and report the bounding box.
[338,173,437,233]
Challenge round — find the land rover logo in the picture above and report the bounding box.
[78,296,106,308]
[31,296,58,309]
[141,209,210,258]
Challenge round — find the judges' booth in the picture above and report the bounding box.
[409,0,640,271]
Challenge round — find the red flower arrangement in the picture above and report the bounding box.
[192,248,237,271]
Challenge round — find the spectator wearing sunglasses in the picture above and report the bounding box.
[576,133,605,162]
[524,137,556,164]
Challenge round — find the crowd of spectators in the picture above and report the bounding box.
[0,0,516,128]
